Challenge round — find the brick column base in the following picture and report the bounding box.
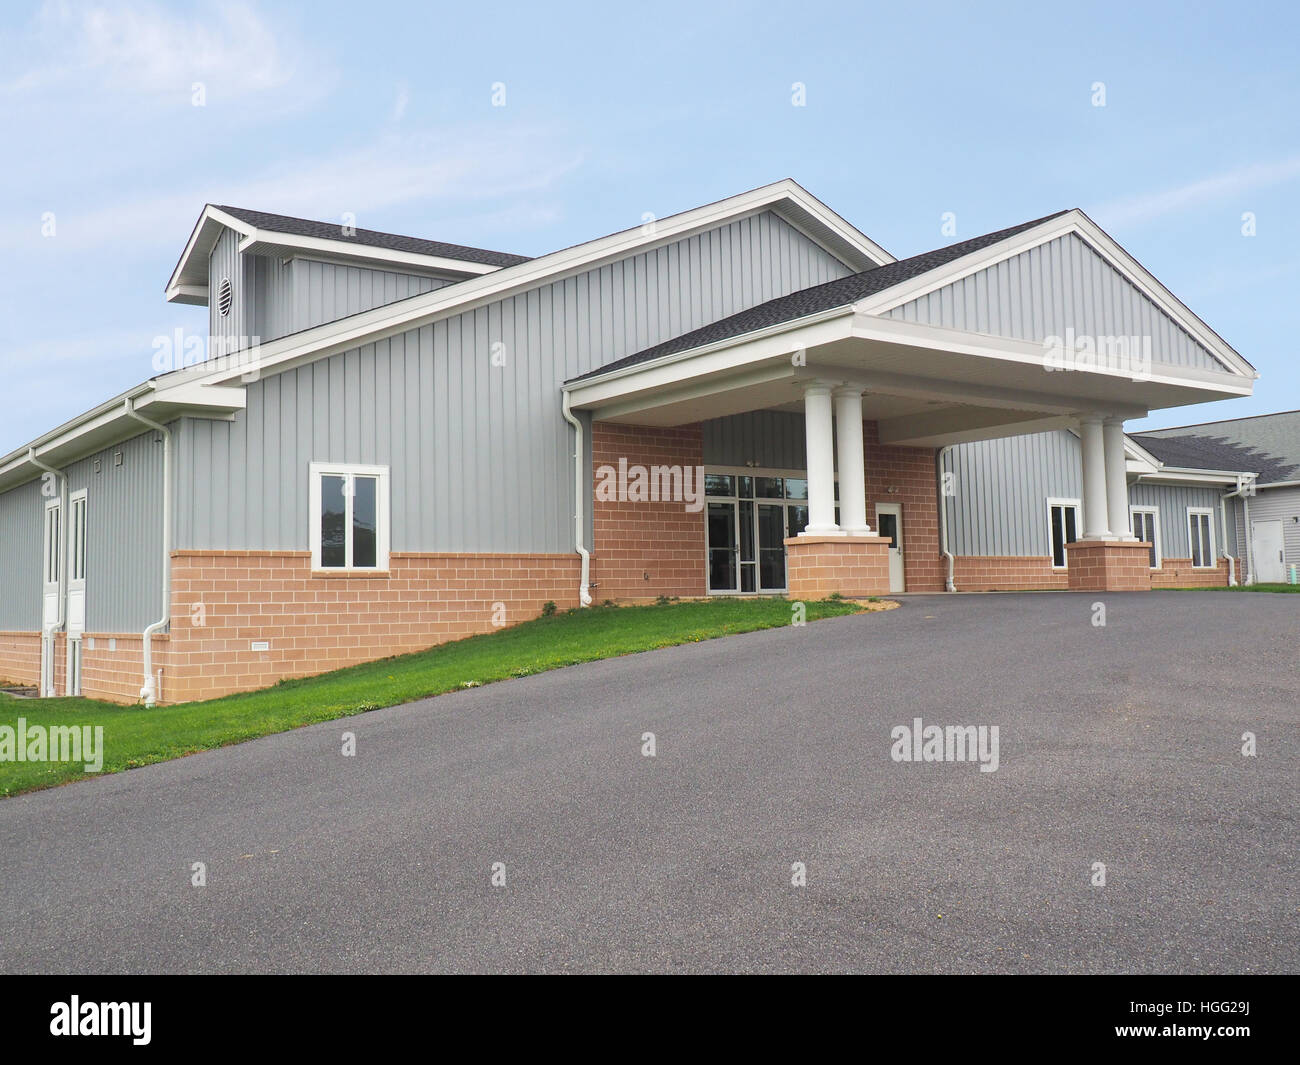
[1065,540,1153,591]
[784,535,892,598]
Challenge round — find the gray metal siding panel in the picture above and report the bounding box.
[945,431,1082,556]
[289,260,453,336]
[703,411,807,469]
[65,430,165,632]
[886,233,1224,372]
[1127,482,1224,559]
[1244,486,1300,569]
[0,478,45,630]
[208,227,245,353]
[179,210,853,552]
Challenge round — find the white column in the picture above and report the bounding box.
[1078,414,1111,540]
[1103,416,1133,539]
[833,385,871,535]
[801,380,842,536]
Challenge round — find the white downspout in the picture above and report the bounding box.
[27,448,67,696]
[560,390,593,607]
[124,399,172,706]
[936,445,957,592]
[1223,475,1256,586]
[1219,490,1237,587]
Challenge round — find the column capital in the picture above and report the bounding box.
[798,378,837,396]
[1076,412,1105,427]
[1102,413,1127,428]
[831,383,864,399]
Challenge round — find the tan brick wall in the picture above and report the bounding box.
[591,422,707,600]
[863,423,942,593]
[0,632,41,688]
[1066,540,1153,591]
[1149,558,1231,588]
[952,556,1069,591]
[785,535,891,598]
[163,550,581,703]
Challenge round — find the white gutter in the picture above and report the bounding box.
[560,391,593,608]
[27,448,67,696]
[124,399,172,706]
[936,445,957,592]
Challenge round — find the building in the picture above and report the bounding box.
[0,180,1260,704]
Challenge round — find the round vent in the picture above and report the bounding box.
[217,277,233,316]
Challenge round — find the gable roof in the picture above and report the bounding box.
[214,206,532,268]
[1132,431,1297,481]
[568,211,1072,382]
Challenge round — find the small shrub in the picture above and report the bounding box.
[541,600,557,617]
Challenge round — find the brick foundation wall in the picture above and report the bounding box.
[785,535,892,598]
[863,423,942,593]
[1149,558,1232,588]
[163,550,581,703]
[0,632,41,687]
[591,422,707,601]
[1066,540,1153,592]
[953,556,1069,591]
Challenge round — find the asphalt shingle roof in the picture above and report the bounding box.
[1133,432,1298,481]
[569,210,1071,382]
[216,205,532,269]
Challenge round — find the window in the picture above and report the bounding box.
[309,463,389,571]
[1130,506,1160,569]
[1188,508,1215,568]
[43,500,61,585]
[69,491,87,582]
[1047,499,1080,569]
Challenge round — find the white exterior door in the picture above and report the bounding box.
[875,502,905,593]
[41,498,62,696]
[1252,520,1285,584]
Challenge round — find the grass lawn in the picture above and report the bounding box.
[1156,583,1300,592]
[0,596,865,798]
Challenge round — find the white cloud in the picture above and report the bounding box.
[1091,156,1300,227]
[0,127,584,253]
[3,0,324,105]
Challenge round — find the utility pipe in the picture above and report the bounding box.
[1223,475,1257,586]
[936,444,957,592]
[560,390,593,608]
[124,399,172,706]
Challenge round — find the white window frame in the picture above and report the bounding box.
[309,462,390,573]
[1046,497,1082,570]
[69,489,87,583]
[1130,505,1161,569]
[1187,507,1216,569]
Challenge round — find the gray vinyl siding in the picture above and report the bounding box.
[1243,486,1300,571]
[1128,482,1226,560]
[886,233,1226,373]
[0,430,164,633]
[944,431,1081,557]
[246,254,458,344]
[208,227,244,353]
[177,210,854,552]
[64,430,167,633]
[0,478,45,630]
[703,411,807,469]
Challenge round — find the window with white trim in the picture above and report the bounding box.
[69,490,87,582]
[1047,498,1080,569]
[309,463,390,571]
[1130,506,1160,569]
[1187,508,1215,569]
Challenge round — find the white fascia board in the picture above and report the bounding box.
[1136,467,1250,486]
[164,205,256,296]
[236,230,501,278]
[849,315,1252,398]
[1254,479,1300,490]
[852,210,1256,380]
[770,180,894,267]
[564,309,856,409]
[192,182,874,389]
[165,284,209,306]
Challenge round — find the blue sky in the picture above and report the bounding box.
[2,0,1297,454]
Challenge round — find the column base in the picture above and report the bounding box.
[785,534,892,599]
[1065,540,1153,591]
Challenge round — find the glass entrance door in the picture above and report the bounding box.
[707,501,738,593]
